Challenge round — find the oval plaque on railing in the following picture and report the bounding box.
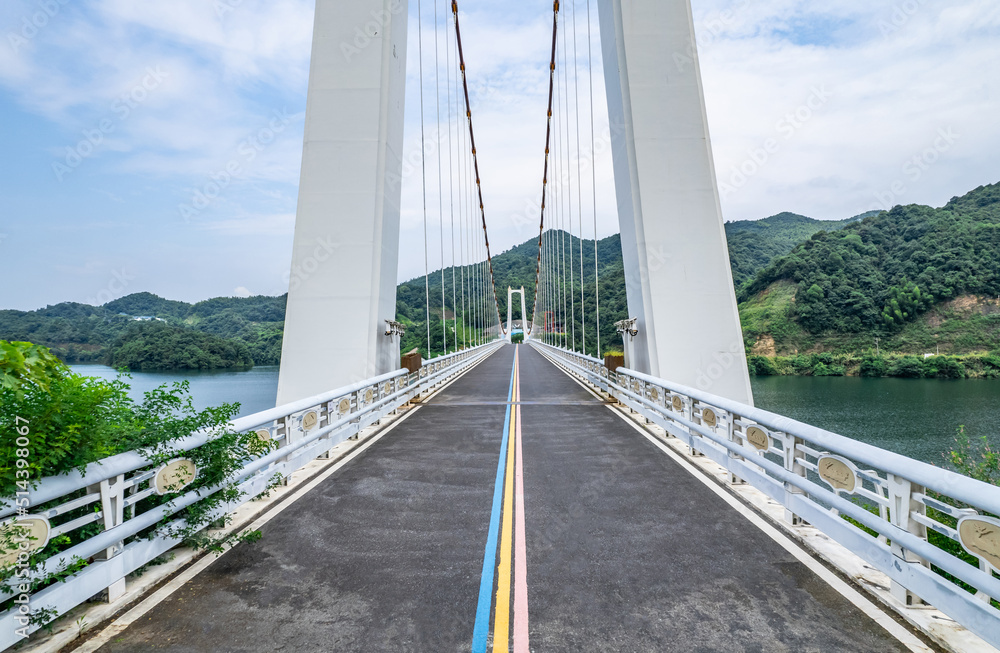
[338,398,351,415]
[671,395,683,412]
[957,515,1000,572]
[701,408,718,428]
[301,411,319,431]
[383,382,392,395]
[365,388,374,404]
[649,387,659,402]
[255,428,272,442]
[153,458,198,495]
[817,455,857,493]
[745,426,771,452]
[0,516,51,566]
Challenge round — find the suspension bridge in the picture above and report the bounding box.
[4,1,1000,652]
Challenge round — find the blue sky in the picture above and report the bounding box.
[1,0,999,311]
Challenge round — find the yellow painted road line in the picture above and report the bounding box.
[492,347,519,652]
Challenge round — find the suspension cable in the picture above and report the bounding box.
[418,0,432,359]
[452,0,503,339]
[560,8,575,352]
[446,6,458,350]
[455,13,467,349]
[587,0,601,359]
[572,0,586,355]
[528,1,560,342]
[434,0,447,353]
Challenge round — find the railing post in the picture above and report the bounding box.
[690,401,709,458]
[728,415,746,485]
[887,475,930,607]
[276,416,292,483]
[318,399,334,459]
[782,433,807,526]
[349,390,362,440]
[90,474,126,603]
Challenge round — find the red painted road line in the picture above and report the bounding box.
[512,346,530,652]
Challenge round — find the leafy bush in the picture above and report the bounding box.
[887,355,926,378]
[1,341,275,626]
[925,356,966,379]
[812,362,846,376]
[859,356,888,377]
[747,355,778,376]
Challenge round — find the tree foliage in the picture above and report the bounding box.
[741,183,1000,335]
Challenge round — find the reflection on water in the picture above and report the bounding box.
[70,365,280,419]
[751,376,1000,465]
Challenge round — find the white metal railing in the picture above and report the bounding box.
[531,340,1000,649]
[0,341,502,649]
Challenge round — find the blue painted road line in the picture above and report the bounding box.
[470,353,517,653]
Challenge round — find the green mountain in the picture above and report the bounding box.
[7,182,996,371]
[0,295,286,369]
[726,211,874,287]
[740,182,1000,356]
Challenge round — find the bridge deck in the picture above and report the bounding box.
[96,344,910,652]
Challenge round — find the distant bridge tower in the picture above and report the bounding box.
[506,286,527,341]
[278,0,751,405]
[599,0,753,404]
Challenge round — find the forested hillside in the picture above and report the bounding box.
[6,182,997,371]
[741,182,1000,357]
[0,294,286,369]
[726,211,872,287]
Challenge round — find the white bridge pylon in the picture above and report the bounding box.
[278,0,752,406]
[506,286,528,341]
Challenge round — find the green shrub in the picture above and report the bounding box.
[859,355,888,377]
[1,341,275,624]
[926,356,966,379]
[888,355,926,378]
[791,355,815,374]
[813,362,846,376]
[747,355,778,376]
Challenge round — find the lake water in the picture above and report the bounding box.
[70,365,998,465]
[751,376,1000,465]
[70,365,280,419]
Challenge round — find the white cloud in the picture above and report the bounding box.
[3,0,998,309]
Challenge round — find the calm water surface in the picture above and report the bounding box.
[751,376,1000,465]
[70,365,998,464]
[71,365,280,419]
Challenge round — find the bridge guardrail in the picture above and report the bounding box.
[0,341,503,649]
[531,340,1000,649]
